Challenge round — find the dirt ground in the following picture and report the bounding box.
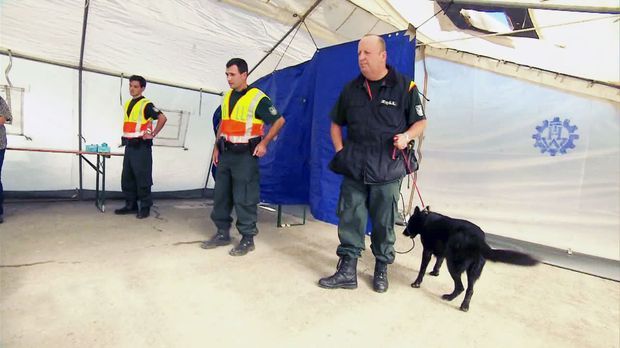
[1,200,618,348]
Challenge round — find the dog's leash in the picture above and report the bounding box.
[413,180,425,208]
[391,144,424,255]
[395,239,415,254]
[395,226,416,254]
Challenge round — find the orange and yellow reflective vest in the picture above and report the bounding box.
[220,88,266,143]
[122,97,153,139]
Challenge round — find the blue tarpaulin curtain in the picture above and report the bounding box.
[229,31,415,225]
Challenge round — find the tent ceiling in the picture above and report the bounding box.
[223,0,400,44]
[0,0,618,91]
[446,0,620,13]
[357,0,619,85]
[0,0,400,92]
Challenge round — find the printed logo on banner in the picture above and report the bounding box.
[532,117,579,156]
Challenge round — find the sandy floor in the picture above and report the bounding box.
[1,200,618,348]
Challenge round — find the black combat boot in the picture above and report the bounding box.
[114,201,137,215]
[318,256,358,289]
[373,260,388,293]
[229,235,255,256]
[136,207,150,219]
[136,201,150,219]
[200,231,232,249]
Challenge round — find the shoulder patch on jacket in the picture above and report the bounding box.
[408,81,416,92]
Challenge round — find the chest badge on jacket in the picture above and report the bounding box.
[380,99,397,107]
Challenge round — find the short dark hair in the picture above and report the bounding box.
[226,58,248,74]
[129,75,147,88]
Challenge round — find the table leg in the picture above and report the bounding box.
[101,156,106,212]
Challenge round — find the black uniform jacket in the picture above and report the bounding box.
[330,67,417,184]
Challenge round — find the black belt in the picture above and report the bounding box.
[121,137,152,147]
[218,137,261,153]
[224,141,251,153]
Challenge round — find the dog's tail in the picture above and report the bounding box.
[481,242,539,266]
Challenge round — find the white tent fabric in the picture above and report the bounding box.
[0,0,398,91]
[1,0,84,66]
[2,0,618,88]
[0,0,618,260]
[409,56,619,260]
[0,55,221,192]
[370,0,620,85]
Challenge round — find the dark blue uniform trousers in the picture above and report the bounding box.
[336,176,401,264]
[121,142,153,208]
[211,150,260,237]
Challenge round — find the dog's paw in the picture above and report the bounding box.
[459,305,469,312]
[429,270,440,276]
[411,281,421,288]
[441,294,455,301]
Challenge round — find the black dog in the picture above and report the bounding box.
[404,206,539,312]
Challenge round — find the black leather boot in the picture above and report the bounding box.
[136,201,150,219]
[373,260,389,293]
[200,231,232,249]
[114,201,137,215]
[318,256,358,289]
[229,236,255,256]
[136,207,150,219]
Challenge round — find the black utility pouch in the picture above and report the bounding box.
[217,137,226,153]
[248,136,262,154]
[403,140,419,174]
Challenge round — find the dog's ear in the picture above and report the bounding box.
[424,206,430,213]
[414,206,420,214]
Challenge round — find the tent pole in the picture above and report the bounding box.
[248,0,324,76]
[77,0,90,200]
[444,0,620,14]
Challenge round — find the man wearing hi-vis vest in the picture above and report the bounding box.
[201,58,285,256]
[114,75,167,219]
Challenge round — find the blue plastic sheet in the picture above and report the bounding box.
[245,32,415,224]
